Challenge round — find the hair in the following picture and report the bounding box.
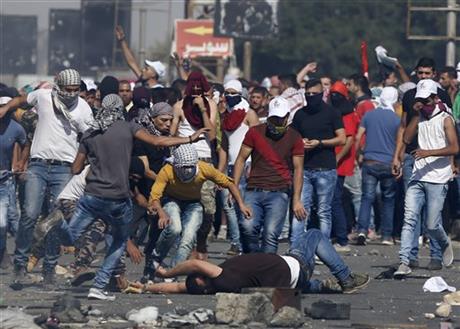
[251,86,268,96]
[212,83,225,95]
[119,80,131,88]
[163,87,181,106]
[238,78,250,90]
[416,57,436,71]
[348,74,372,97]
[151,88,168,104]
[185,274,215,295]
[171,79,187,94]
[440,66,457,79]
[80,80,87,92]
[305,78,322,90]
[278,74,299,89]
[87,89,96,95]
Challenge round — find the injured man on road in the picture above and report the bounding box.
[124,229,370,295]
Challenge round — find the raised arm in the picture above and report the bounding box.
[0,94,28,119]
[296,62,317,85]
[115,25,142,78]
[135,127,209,147]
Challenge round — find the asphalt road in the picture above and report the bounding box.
[1,237,459,329]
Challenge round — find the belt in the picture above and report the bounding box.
[30,158,72,166]
[246,187,290,194]
[198,157,213,163]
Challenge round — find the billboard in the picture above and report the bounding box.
[213,0,278,40]
[175,19,233,58]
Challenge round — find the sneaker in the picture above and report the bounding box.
[394,263,412,278]
[340,273,370,294]
[427,258,443,270]
[226,244,242,256]
[333,243,351,253]
[320,278,342,293]
[408,259,419,269]
[442,239,454,266]
[356,233,366,246]
[217,225,228,241]
[71,267,96,287]
[26,255,39,273]
[381,239,394,246]
[367,229,380,241]
[88,287,116,301]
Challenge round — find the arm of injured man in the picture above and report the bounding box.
[156,259,223,279]
[124,281,187,294]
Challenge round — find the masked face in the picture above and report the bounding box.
[305,92,323,110]
[225,92,242,109]
[174,165,197,183]
[266,116,288,140]
[58,85,80,109]
[330,92,353,115]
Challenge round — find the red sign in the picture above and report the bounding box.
[175,19,233,58]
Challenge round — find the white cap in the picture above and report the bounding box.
[379,87,398,110]
[145,60,166,78]
[224,79,242,93]
[268,96,290,118]
[0,96,12,105]
[415,79,437,99]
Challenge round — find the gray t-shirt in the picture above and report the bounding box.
[79,121,142,199]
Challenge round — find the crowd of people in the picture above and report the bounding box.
[0,26,459,301]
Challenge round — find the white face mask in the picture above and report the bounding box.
[174,165,197,183]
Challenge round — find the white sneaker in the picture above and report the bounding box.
[88,287,116,301]
[333,243,351,253]
[442,239,454,267]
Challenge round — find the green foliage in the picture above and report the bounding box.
[246,0,457,82]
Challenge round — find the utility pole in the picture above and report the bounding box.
[407,0,460,66]
[138,7,147,65]
[446,0,457,66]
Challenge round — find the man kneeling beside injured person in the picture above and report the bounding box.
[125,229,370,295]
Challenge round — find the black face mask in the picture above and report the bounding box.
[265,121,287,141]
[225,94,242,109]
[305,92,323,112]
[330,93,354,115]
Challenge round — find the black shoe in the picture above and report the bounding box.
[356,233,366,246]
[408,259,419,269]
[226,244,242,256]
[42,272,57,290]
[71,267,96,287]
[340,273,370,294]
[427,259,443,270]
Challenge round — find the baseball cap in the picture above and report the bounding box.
[0,96,12,105]
[145,60,166,78]
[415,79,437,99]
[224,79,243,93]
[268,96,290,118]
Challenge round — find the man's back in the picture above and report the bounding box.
[361,108,400,164]
[81,120,141,199]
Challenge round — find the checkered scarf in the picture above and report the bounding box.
[51,69,81,121]
[90,94,125,132]
[171,144,198,167]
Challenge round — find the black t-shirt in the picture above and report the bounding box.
[402,86,452,153]
[210,253,291,293]
[132,140,170,197]
[291,103,344,169]
[80,121,141,199]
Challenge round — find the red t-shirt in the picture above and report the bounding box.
[243,124,304,190]
[355,99,375,121]
[335,112,359,177]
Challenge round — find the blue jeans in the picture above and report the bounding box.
[402,154,441,261]
[7,176,19,236]
[0,177,16,250]
[288,229,351,288]
[217,188,241,248]
[14,161,72,267]
[154,199,203,267]
[357,162,396,239]
[291,169,337,243]
[240,190,289,253]
[399,181,450,265]
[331,176,348,246]
[59,194,133,289]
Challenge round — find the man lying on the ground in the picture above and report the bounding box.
[124,229,370,295]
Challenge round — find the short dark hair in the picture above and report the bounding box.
[416,57,436,71]
[119,80,131,88]
[163,87,181,106]
[151,88,167,104]
[185,274,215,295]
[305,78,322,90]
[279,74,299,89]
[212,83,225,95]
[80,80,87,92]
[251,86,268,96]
[348,74,371,96]
[440,66,457,79]
[171,79,187,92]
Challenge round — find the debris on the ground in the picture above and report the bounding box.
[0,308,42,329]
[423,276,456,293]
[215,292,273,325]
[368,249,380,256]
[435,303,451,318]
[126,306,158,325]
[424,313,436,319]
[269,306,304,327]
[173,305,189,316]
[161,308,214,327]
[305,299,350,320]
[51,293,88,323]
[241,287,301,312]
[443,291,460,305]
[374,266,397,280]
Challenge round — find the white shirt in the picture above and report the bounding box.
[178,115,212,159]
[281,256,300,288]
[412,106,454,184]
[57,165,90,201]
[27,89,93,163]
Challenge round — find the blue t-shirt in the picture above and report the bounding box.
[0,118,27,174]
[361,108,400,164]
